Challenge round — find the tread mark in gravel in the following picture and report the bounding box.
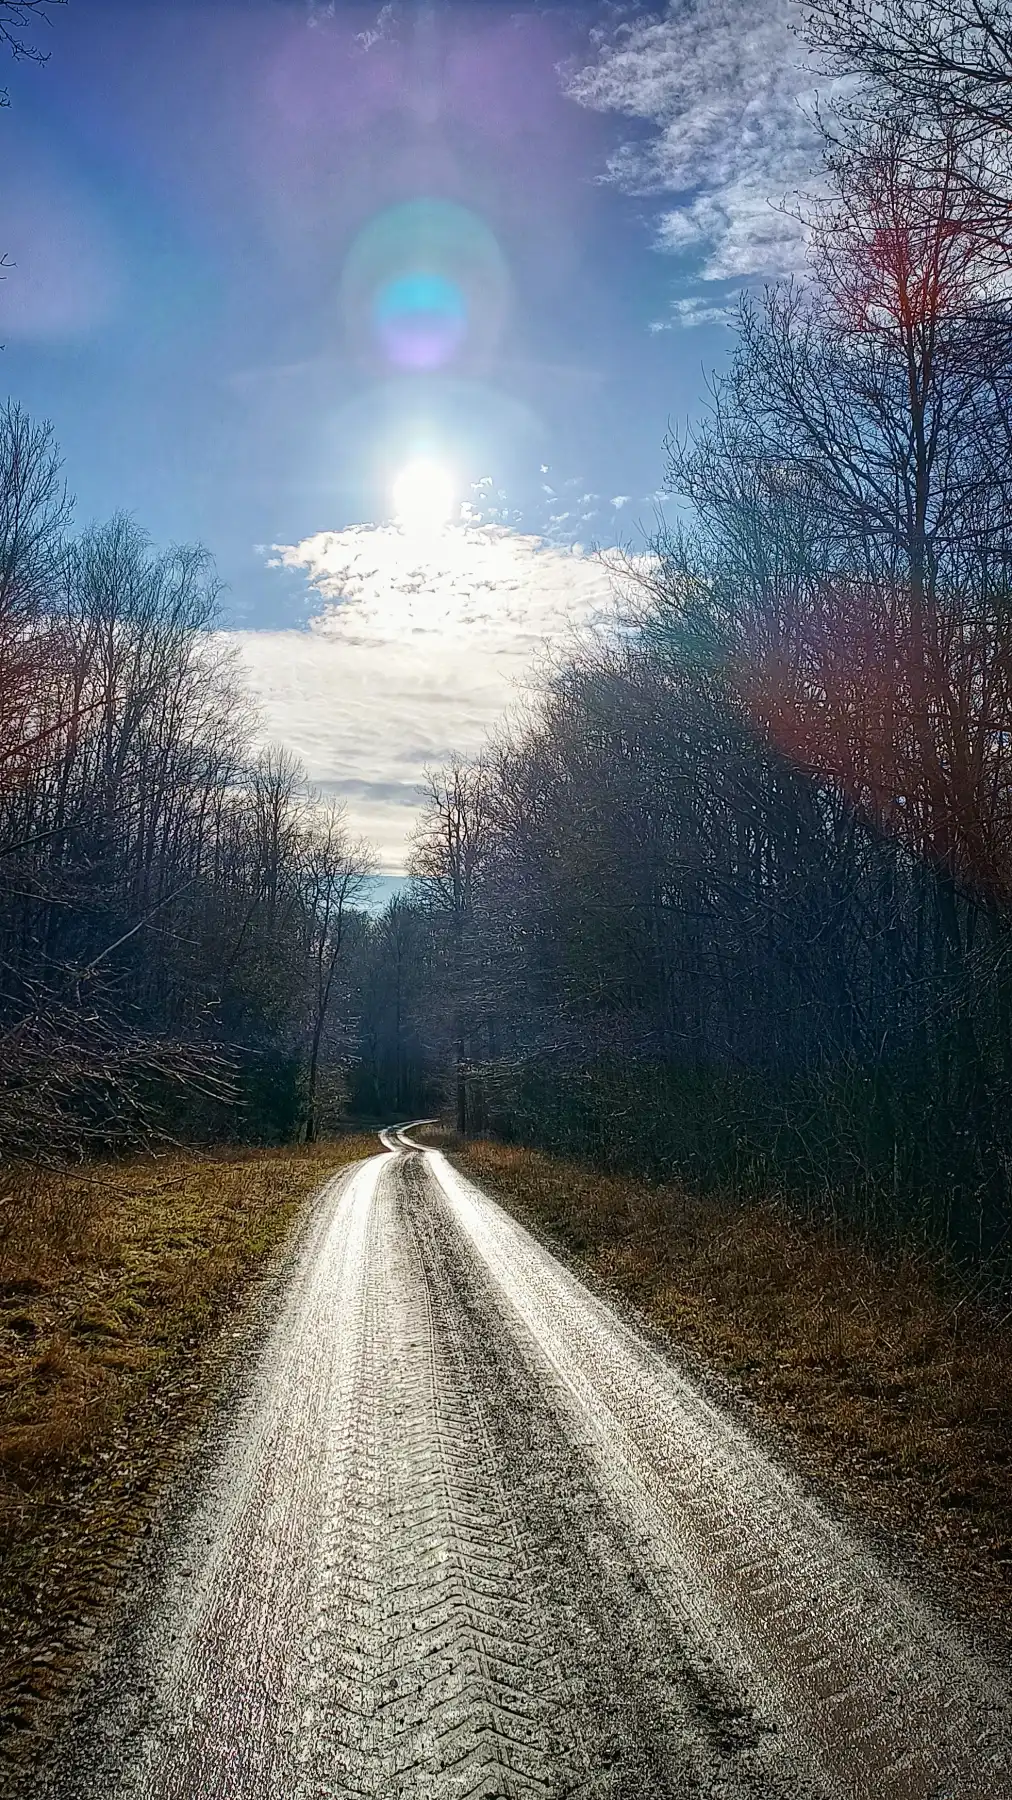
[31,1145,1011,1800]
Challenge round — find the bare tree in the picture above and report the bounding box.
[0,1,65,66]
[702,119,1012,919]
[0,404,71,796]
[300,801,374,1143]
[0,404,382,1157]
[805,0,1012,134]
[803,0,1012,263]
[372,99,1012,1264]
[410,758,490,1132]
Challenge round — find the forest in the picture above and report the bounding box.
[3,0,1012,1279]
[357,2,1012,1275]
[0,417,374,1156]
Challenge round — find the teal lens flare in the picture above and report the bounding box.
[375,272,467,372]
[341,200,508,374]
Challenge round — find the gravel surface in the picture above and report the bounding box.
[35,1129,1012,1799]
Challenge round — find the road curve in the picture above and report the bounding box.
[39,1130,1012,1800]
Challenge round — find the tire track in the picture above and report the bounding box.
[391,1152,810,1800]
[41,1155,384,1800]
[35,1138,1012,1800]
[426,1147,1012,1800]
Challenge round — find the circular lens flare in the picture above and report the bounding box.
[376,272,467,372]
[393,459,455,534]
[341,200,509,375]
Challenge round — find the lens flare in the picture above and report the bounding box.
[393,458,455,533]
[341,199,509,374]
[376,271,467,372]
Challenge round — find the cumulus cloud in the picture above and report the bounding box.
[568,0,829,286]
[231,521,629,871]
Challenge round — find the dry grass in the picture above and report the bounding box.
[0,1135,375,1770]
[447,1135,1012,1634]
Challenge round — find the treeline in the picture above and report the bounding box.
[0,405,373,1157]
[360,5,1012,1271]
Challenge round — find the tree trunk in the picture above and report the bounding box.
[456,1037,467,1136]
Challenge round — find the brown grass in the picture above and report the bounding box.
[0,1135,376,1773]
[446,1135,1012,1635]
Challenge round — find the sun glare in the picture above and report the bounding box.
[393,458,455,534]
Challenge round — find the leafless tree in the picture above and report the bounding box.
[0,1,65,67]
[0,411,378,1158]
[369,100,1012,1266]
[300,801,374,1143]
[805,0,1012,134]
[410,758,490,1131]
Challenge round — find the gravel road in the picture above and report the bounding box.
[40,1129,1012,1799]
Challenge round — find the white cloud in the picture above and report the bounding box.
[672,292,742,327]
[568,0,829,282]
[231,522,629,871]
[353,2,397,51]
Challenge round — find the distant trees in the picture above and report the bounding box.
[300,802,374,1143]
[352,895,438,1122]
[0,406,374,1158]
[410,759,489,1133]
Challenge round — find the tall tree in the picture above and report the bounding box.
[300,802,374,1144]
[410,758,490,1133]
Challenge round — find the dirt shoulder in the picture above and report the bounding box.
[0,1136,376,1779]
[437,1133,1012,1645]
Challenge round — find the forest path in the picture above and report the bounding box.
[41,1129,1012,1800]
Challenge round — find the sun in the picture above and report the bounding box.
[392,458,455,534]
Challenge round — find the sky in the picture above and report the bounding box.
[1,0,826,872]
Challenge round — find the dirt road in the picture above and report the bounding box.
[39,1130,1012,1799]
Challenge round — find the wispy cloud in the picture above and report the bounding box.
[568,0,828,289]
[653,292,743,329]
[353,2,397,52]
[232,522,631,870]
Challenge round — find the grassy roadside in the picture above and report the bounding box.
[0,1135,375,1774]
[438,1133,1012,1637]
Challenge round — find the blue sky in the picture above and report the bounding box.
[0,0,824,868]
